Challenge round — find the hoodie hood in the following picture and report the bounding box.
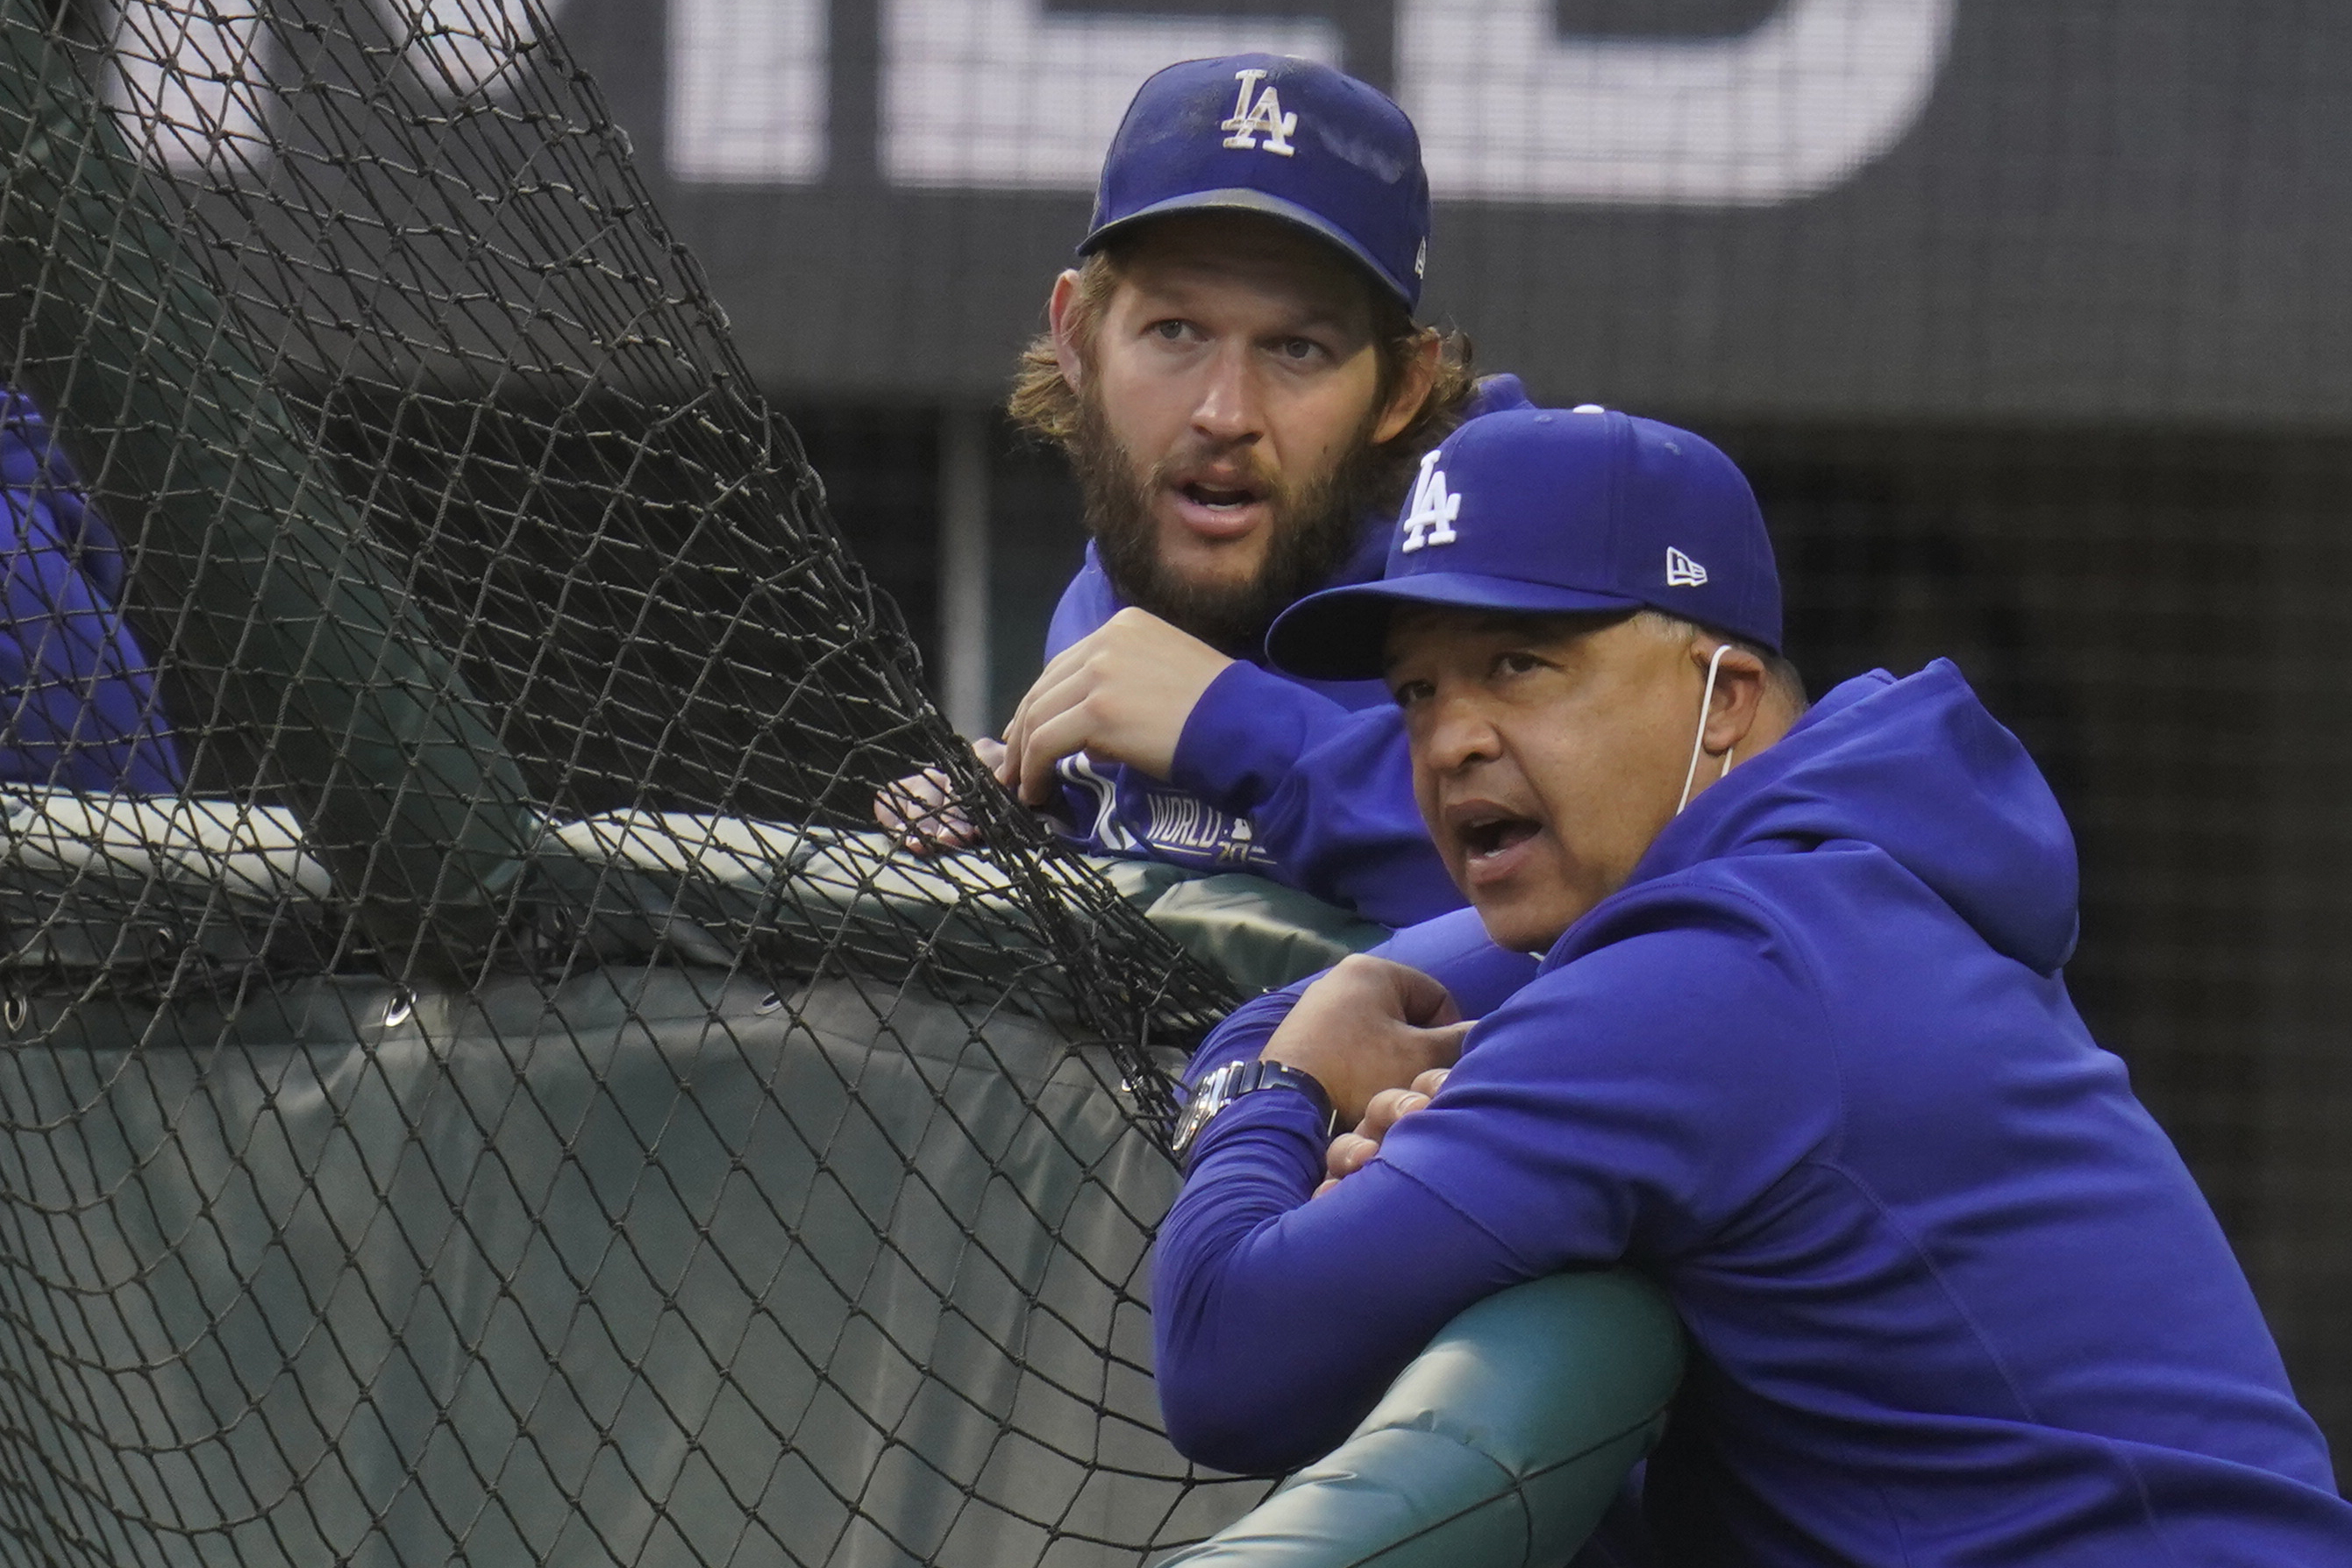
[1626,659,2079,974]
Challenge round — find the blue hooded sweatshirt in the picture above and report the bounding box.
[0,393,183,795]
[1037,375,1534,930]
[1155,662,2352,1564]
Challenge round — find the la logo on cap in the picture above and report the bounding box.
[1400,450,1460,553]
[1221,68,1297,156]
[1666,546,1708,587]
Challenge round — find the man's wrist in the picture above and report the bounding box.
[1170,1058,1337,1160]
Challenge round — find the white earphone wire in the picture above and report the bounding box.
[1677,643,1735,816]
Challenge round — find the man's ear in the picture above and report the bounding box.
[1048,269,1087,392]
[1372,328,1442,445]
[1693,639,1771,759]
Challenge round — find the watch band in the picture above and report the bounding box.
[1170,1058,1338,1159]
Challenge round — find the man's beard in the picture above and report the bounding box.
[1068,389,1392,659]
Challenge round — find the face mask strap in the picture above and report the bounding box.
[1677,643,1735,817]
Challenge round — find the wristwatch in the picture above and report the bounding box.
[1170,1058,1338,1159]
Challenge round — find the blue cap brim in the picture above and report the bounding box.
[1265,574,1646,681]
[1080,188,1417,309]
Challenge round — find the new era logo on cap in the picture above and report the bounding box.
[1666,547,1708,587]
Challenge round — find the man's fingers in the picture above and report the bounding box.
[1012,702,1102,803]
[1001,667,1095,799]
[904,810,979,854]
[1358,1087,1430,1144]
[1411,1068,1451,1098]
[1025,636,1092,699]
[1321,954,1462,1030]
[874,767,985,852]
[995,704,1029,785]
[1317,1086,1437,1194]
[1000,642,1093,774]
[1324,1131,1380,1181]
[1389,963,1464,1030]
[1271,959,1476,1129]
[996,674,1047,780]
[874,768,948,831]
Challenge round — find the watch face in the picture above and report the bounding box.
[1170,1097,1211,1155]
[1169,1065,1234,1157]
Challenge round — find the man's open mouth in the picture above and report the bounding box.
[1178,480,1263,512]
[1458,812,1540,862]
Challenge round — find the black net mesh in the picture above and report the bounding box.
[0,2,1263,1561]
[0,2,2347,1563]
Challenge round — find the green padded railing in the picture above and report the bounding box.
[1162,1271,1683,1568]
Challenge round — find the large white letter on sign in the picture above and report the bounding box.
[1399,451,1460,553]
[1398,0,1956,206]
[374,0,566,104]
[668,0,826,183]
[882,0,1336,189]
[106,0,270,175]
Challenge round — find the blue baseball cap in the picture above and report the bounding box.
[1082,53,1431,311]
[1265,406,1783,680]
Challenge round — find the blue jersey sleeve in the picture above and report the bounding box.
[1169,660,1458,927]
[1153,894,1835,1474]
[1180,908,1540,1087]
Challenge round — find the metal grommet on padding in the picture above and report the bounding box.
[3,991,25,1031]
[381,989,415,1029]
[755,991,784,1015]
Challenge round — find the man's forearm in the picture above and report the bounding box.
[1155,1097,1537,1474]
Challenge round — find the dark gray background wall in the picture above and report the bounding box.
[538,0,2352,424]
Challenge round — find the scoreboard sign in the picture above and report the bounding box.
[664,0,1954,208]
[108,0,2352,425]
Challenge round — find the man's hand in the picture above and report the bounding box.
[1314,1068,1450,1199]
[1261,954,1470,1130]
[996,607,1232,806]
[874,737,1005,852]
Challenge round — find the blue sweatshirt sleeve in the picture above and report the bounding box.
[1179,908,1540,1087]
[1153,894,1837,1474]
[0,413,183,795]
[1168,660,1460,927]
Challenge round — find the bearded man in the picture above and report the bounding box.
[877,53,1522,930]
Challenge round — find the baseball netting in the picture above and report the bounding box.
[0,1,1278,1562]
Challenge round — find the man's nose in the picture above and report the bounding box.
[1420,688,1502,773]
[1190,343,1264,445]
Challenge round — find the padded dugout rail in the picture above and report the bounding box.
[1162,1273,1682,1567]
[0,795,1674,1564]
[0,970,1256,1564]
[0,970,1678,1567]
